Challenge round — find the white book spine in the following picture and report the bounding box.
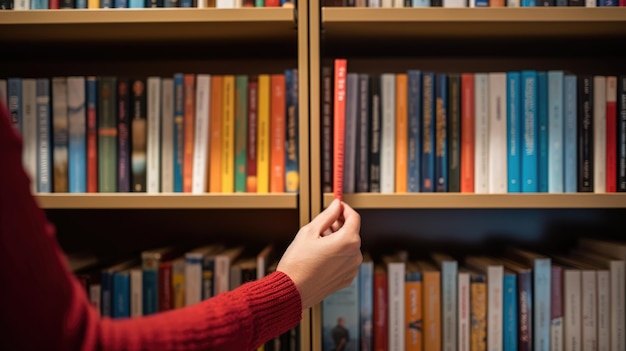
[387,261,405,351]
[130,268,143,317]
[380,74,396,193]
[21,79,38,193]
[161,78,174,193]
[458,272,471,351]
[196,0,206,6]
[443,0,467,6]
[192,74,211,194]
[488,265,504,351]
[146,77,161,194]
[442,261,458,351]
[552,316,564,351]
[585,0,596,6]
[593,75,606,193]
[564,270,581,351]
[548,71,565,193]
[214,256,231,295]
[216,0,235,7]
[581,270,597,351]
[488,72,507,194]
[381,0,393,6]
[609,260,625,351]
[596,270,610,351]
[14,0,29,9]
[507,0,520,6]
[184,253,203,307]
[474,73,490,193]
[392,0,403,6]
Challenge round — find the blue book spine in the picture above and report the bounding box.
[201,257,215,300]
[521,70,538,192]
[75,0,87,7]
[285,68,300,193]
[503,272,518,351]
[113,272,130,318]
[68,77,87,193]
[101,270,114,317]
[534,258,551,351]
[407,70,422,192]
[507,72,522,193]
[475,0,489,5]
[441,260,458,351]
[422,71,436,192]
[411,0,429,6]
[101,0,113,6]
[128,0,144,6]
[36,79,52,194]
[173,73,184,193]
[322,273,360,351]
[142,266,158,315]
[564,74,578,193]
[435,73,448,192]
[31,0,48,8]
[115,0,127,6]
[179,0,192,6]
[8,78,21,133]
[598,0,617,5]
[359,260,374,351]
[521,0,536,5]
[547,71,564,193]
[537,71,549,192]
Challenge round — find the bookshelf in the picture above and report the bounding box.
[0,4,312,351]
[308,4,626,351]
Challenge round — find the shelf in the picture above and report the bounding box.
[321,8,626,41]
[36,193,298,209]
[0,8,297,44]
[323,193,626,209]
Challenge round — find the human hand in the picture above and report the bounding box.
[277,199,362,310]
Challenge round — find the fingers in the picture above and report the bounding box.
[310,198,343,234]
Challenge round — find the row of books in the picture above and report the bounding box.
[324,60,626,194]
[1,70,300,194]
[0,0,292,9]
[322,0,625,6]
[321,237,626,351]
[68,242,299,350]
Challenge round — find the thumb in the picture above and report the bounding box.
[310,199,343,234]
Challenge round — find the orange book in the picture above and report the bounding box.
[183,74,195,193]
[269,74,286,193]
[333,58,347,200]
[417,260,441,351]
[461,73,475,193]
[395,73,408,193]
[208,75,223,193]
[257,75,271,193]
[405,261,423,351]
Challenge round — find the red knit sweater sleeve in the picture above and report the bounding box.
[0,101,302,351]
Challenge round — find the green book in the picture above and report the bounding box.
[98,76,117,193]
[234,75,248,192]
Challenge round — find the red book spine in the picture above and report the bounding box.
[158,261,172,312]
[49,0,60,8]
[333,58,347,200]
[460,73,475,193]
[373,269,388,351]
[270,74,286,193]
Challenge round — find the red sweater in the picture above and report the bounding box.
[0,101,302,351]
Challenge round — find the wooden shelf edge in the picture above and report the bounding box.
[323,193,626,209]
[35,193,298,209]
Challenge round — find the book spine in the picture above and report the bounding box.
[183,74,196,193]
[142,256,159,315]
[98,76,117,192]
[407,70,422,192]
[67,76,87,193]
[221,75,236,193]
[461,73,475,193]
[488,72,507,194]
[521,70,538,192]
[596,271,610,351]
[171,259,185,309]
[160,78,174,193]
[551,265,564,351]
[507,71,522,192]
[344,73,359,194]
[534,258,552,351]
[269,74,286,193]
[380,73,396,194]
[359,261,374,351]
[424,271,442,351]
[117,78,131,193]
[257,75,271,193]
[593,75,607,193]
[234,75,248,193]
[147,76,162,194]
[442,261,458,351]
[130,268,143,317]
[86,77,98,193]
[21,79,37,193]
[435,73,448,192]
[209,75,223,193]
[7,77,20,133]
[470,274,487,351]
[564,74,578,193]
[112,272,130,318]
[518,270,533,351]
[394,73,408,193]
[474,73,489,193]
[36,78,52,193]
[422,72,435,192]
[447,73,461,192]
[356,73,370,193]
[285,69,299,193]
[173,73,185,193]
[563,270,581,351]
[247,76,259,193]
[578,75,594,192]
[184,253,203,306]
[374,268,388,351]
[52,77,69,193]
[503,273,518,351]
[388,262,406,351]
[581,270,597,351]
[458,272,471,351]
[405,270,422,351]
[537,71,549,192]
[191,74,210,194]
[333,59,348,198]
[548,70,565,193]
[321,66,334,194]
[158,261,172,312]
[101,270,113,317]
[369,74,382,193]
[487,266,504,351]
[131,77,147,192]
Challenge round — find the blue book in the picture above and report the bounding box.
[521,70,538,192]
[68,77,87,193]
[563,74,578,193]
[422,71,436,192]
[112,271,131,318]
[547,70,564,193]
[128,0,144,6]
[75,0,87,7]
[412,0,429,5]
[115,0,127,6]
[101,269,114,317]
[285,68,300,193]
[36,79,52,194]
[475,0,489,5]
[8,77,21,133]
[31,0,48,8]
[537,71,549,192]
[431,253,457,351]
[173,73,185,193]
[503,271,518,351]
[435,73,448,192]
[507,72,522,193]
[322,273,360,351]
[101,0,113,6]
[179,0,192,6]
[521,0,536,5]
[359,256,374,351]
[407,70,422,192]
[598,0,618,5]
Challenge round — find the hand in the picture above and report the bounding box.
[277,199,362,310]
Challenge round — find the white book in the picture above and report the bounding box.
[465,256,503,351]
[381,0,393,6]
[214,246,245,295]
[21,78,37,193]
[14,0,29,9]
[196,0,206,6]
[184,245,221,307]
[146,77,161,194]
[474,73,490,194]
[507,0,520,6]
[585,0,596,6]
[216,0,235,7]
[130,267,143,317]
[192,74,211,194]
[488,72,507,194]
[458,270,471,351]
[563,267,582,351]
[593,75,606,193]
[443,0,467,6]
[0,79,7,108]
[386,260,406,351]
[392,0,403,6]
[160,78,174,193]
[380,73,396,193]
[596,270,610,351]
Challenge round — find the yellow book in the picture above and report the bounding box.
[88,0,99,8]
[171,257,186,309]
[256,74,271,193]
[221,75,235,193]
[208,75,223,193]
[417,260,441,351]
[395,73,408,193]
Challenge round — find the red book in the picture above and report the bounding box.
[269,74,286,193]
[460,73,475,193]
[247,76,258,193]
[183,74,195,193]
[333,58,347,200]
[158,261,173,312]
[606,76,617,192]
[373,265,388,351]
[49,0,60,8]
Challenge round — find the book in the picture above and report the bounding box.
[247,75,259,193]
[488,72,507,194]
[322,268,360,351]
[117,77,131,192]
[183,74,196,193]
[369,74,382,193]
[458,269,471,351]
[563,74,578,193]
[344,72,359,194]
[594,75,607,193]
[381,72,397,194]
[578,75,594,192]
[431,252,458,351]
[142,246,181,315]
[507,71,522,193]
[98,76,118,193]
[497,257,532,351]
[321,65,334,194]
[67,77,87,193]
[548,70,565,193]
[131,77,147,192]
[537,71,549,193]
[234,74,248,193]
[395,73,408,193]
[385,254,406,351]
[618,75,626,192]
[184,244,223,305]
[333,59,348,199]
[86,77,98,193]
[461,73,475,193]
[36,78,52,193]
[285,68,300,193]
[373,262,388,351]
[435,73,448,192]
[521,70,539,193]
[192,74,210,194]
[447,73,462,192]
[355,73,370,193]
[173,73,185,192]
[52,76,69,193]
[404,260,422,351]
[21,78,37,194]
[474,72,489,194]
[407,70,422,193]
[417,259,441,351]
[221,75,235,193]
[257,74,271,193]
[146,76,162,194]
[465,256,503,351]
[209,75,223,193]
[161,78,174,193]
[359,253,374,351]
[422,72,436,192]
[605,76,617,193]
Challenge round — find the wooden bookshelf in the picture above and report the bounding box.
[35,193,298,209]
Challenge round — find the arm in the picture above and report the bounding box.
[0,101,301,351]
